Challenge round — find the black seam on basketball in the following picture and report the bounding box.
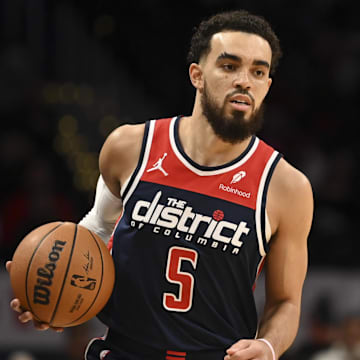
[65,229,105,326]
[49,223,77,326]
[25,222,64,320]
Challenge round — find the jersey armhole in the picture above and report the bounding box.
[121,120,155,202]
[256,152,283,256]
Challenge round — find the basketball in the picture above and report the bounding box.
[9,222,115,328]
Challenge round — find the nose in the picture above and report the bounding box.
[233,71,251,90]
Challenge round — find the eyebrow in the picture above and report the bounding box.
[216,52,241,62]
[253,60,270,68]
[216,52,270,69]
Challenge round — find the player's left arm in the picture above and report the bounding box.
[226,158,314,360]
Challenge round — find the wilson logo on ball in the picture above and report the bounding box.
[33,240,66,305]
[70,274,97,290]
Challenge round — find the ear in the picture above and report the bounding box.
[189,63,204,90]
[267,77,272,90]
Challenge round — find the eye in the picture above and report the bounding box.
[253,69,265,77]
[222,63,236,71]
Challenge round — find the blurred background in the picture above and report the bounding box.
[0,0,359,359]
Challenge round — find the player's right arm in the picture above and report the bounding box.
[98,123,145,198]
[7,122,146,331]
[79,124,145,243]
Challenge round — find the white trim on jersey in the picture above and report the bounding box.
[169,117,260,176]
[84,327,109,359]
[255,151,280,257]
[255,255,266,282]
[265,212,272,242]
[121,120,156,205]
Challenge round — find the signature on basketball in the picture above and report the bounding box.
[82,251,93,274]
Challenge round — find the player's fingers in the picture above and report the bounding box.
[226,340,251,355]
[18,311,33,323]
[33,318,63,333]
[226,350,254,359]
[10,298,23,313]
[6,261,12,272]
[228,344,259,360]
[10,299,62,332]
[226,340,261,359]
[224,355,230,360]
[33,320,50,331]
[9,299,62,332]
[51,326,64,333]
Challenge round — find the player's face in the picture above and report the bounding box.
[198,31,272,142]
[201,79,265,143]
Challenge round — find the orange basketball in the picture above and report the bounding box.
[10,222,115,327]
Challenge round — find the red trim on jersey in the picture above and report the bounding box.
[166,350,187,356]
[252,256,266,291]
[141,117,275,210]
[166,350,187,359]
[107,209,123,251]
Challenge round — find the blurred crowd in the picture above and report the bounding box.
[0,0,359,358]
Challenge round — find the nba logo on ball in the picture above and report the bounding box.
[71,274,97,290]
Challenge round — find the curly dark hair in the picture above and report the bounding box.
[187,10,282,75]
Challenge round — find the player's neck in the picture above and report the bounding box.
[178,114,252,168]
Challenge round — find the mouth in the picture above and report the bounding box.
[230,99,250,106]
[228,93,253,112]
[229,94,252,106]
[229,97,252,112]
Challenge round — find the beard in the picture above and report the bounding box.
[201,82,265,144]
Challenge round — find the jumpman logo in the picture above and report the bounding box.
[147,152,168,176]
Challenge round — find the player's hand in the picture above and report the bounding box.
[224,339,274,360]
[6,261,64,333]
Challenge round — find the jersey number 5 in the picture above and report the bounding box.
[163,246,198,312]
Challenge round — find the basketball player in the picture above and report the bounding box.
[7,10,313,360]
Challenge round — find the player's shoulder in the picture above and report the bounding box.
[268,157,313,235]
[105,122,146,151]
[99,122,146,185]
[272,157,313,201]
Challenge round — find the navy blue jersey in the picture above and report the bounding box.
[99,116,282,354]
